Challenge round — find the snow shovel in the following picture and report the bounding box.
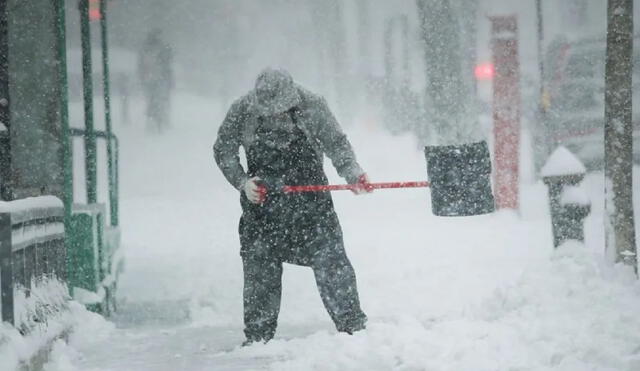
[283,141,495,217]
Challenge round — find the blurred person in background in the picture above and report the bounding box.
[214,68,372,346]
[137,30,174,132]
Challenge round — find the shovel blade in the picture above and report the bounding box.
[425,141,496,217]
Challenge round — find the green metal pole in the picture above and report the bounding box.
[56,0,73,221]
[79,0,97,204]
[56,0,74,295]
[99,0,117,226]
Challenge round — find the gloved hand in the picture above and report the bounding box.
[243,176,267,204]
[352,173,373,195]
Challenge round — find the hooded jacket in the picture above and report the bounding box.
[214,80,364,191]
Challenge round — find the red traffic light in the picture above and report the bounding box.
[89,0,101,21]
[475,62,495,80]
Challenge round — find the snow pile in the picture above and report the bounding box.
[540,146,587,177]
[0,300,109,371]
[561,184,590,206]
[41,303,115,371]
[73,287,105,306]
[42,340,83,371]
[0,323,26,371]
[13,278,69,335]
[233,243,640,371]
[0,279,70,370]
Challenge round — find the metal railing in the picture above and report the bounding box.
[0,197,66,329]
[69,127,120,226]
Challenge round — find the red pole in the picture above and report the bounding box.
[490,15,520,210]
[282,181,430,193]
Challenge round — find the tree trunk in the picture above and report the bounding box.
[604,0,637,273]
[456,0,478,95]
[416,0,481,146]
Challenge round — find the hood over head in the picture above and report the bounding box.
[250,68,301,116]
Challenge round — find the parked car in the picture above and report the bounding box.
[534,36,640,170]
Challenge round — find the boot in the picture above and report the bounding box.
[241,334,273,347]
[336,313,367,335]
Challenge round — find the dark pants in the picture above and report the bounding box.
[240,112,366,340]
[241,241,367,341]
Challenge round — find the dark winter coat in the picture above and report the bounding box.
[213,85,364,191]
[214,73,364,264]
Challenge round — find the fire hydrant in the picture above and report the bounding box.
[541,147,591,248]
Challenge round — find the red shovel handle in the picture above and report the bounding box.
[282,181,430,193]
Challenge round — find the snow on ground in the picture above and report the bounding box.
[41,92,640,371]
[0,302,109,371]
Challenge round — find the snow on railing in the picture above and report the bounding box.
[0,196,68,334]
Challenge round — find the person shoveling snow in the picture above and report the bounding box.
[214,68,371,345]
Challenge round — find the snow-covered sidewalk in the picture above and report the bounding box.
[42,94,640,371]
